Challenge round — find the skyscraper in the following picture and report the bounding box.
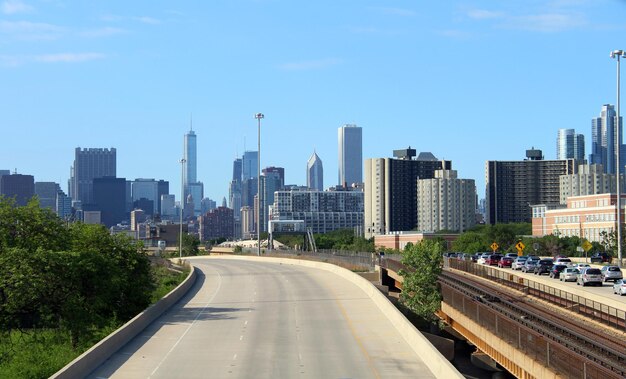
[556,129,585,161]
[35,182,61,210]
[93,176,127,227]
[70,147,116,205]
[183,128,197,190]
[307,151,324,191]
[338,124,362,186]
[1,174,34,206]
[590,104,624,174]
[242,151,258,180]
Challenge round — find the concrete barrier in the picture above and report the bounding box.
[190,255,463,379]
[50,266,197,379]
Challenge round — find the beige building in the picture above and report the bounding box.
[416,169,476,233]
[559,164,622,204]
[532,193,624,242]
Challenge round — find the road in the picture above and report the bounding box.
[88,258,438,378]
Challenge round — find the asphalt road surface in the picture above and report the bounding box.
[88,258,438,379]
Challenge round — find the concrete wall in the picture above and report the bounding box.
[50,266,197,379]
[194,255,463,379]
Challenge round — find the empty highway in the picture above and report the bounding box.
[88,257,444,378]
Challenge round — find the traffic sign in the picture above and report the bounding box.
[515,241,525,254]
[582,240,593,252]
[490,242,499,252]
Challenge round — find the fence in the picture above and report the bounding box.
[445,258,626,332]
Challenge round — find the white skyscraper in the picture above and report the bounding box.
[338,124,362,186]
[307,151,324,191]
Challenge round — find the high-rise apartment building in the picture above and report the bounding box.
[590,104,625,174]
[556,129,585,161]
[272,188,363,234]
[559,164,623,204]
[416,169,476,233]
[307,151,324,191]
[338,124,362,186]
[364,148,451,238]
[70,147,116,205]
[35,182,60,210]
[198,206,234,241]
[1,173,34,206]
[486,149,577,224]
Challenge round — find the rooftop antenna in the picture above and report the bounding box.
[190,113,193,131]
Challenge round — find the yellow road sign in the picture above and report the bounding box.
[582,240,592,252]
[515,241,525,252]
[490,242,499,252]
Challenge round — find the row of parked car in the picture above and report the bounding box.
[463,252,626,295]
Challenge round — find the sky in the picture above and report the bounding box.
[1,0,626,203]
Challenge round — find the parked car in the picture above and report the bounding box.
[498,256,514,268]
[548,264,568,279]
[512,256,528,270]
[554,257,573,266]
[534,259,554,275]
[485,254,503,266]
[613,279,626,296]
[600,266,623,282]
[577,267,603,286]
[559,267,580,282]
[590,252,613,264]
[521,258,540,273]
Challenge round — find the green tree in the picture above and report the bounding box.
[398,240,443,323]
[451,231,488,253]
[180,233,200,256]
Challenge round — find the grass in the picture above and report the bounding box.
[0,265,190,379]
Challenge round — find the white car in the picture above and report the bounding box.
[512,257,528,270]
[574,263,590,270]
[477,253,490,265]
[613,279,626,296]
[555,257,573,266]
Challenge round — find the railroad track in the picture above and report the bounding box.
[439,270,626,377]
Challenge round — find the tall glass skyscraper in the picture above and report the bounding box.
[69,147,116,205]
[307,151,324,191]
[590,104,624,174]
[183,129,197,189]
[556,129,585,161]
[242,151,258,180]
[338,124,362,186]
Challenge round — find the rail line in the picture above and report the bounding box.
[439,270,626,378]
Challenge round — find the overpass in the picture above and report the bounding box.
[381,258,626,378]
[55,256,461,378]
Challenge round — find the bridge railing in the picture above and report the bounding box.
[444,258,626,332]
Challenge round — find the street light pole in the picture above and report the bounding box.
[255,113,264,257]
[611,49,626,268]
[180,158,186,258]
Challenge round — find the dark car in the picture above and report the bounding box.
[485,254,503,265]
[533,259,554,275]
[470,253,480,263]
[590,252,613,264]
[548,264,568,279]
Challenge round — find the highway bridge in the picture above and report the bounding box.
[60,256,460,379]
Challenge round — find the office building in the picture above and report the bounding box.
[35,182,60,210]
[56,190,72,219]
[201,198,217,215]
[0,170,9,177]
[271,188,364,234]
[1,173,35,206]
[161,194,177,219]
[69,147,116,205]
[157,180,169,214]
[559,164,623,204]
[590,104,625,174]
[556,128,585,161]
[188,182,204,215]
[242,151,258,180]
[183,128,197,191]
[364,148,452,238]
[416,169,476,233]
[307,151,324,191]
[198,206,234,241]
[338,124,362,186]
[240,205,255,239]
[93,176,127,227]
[261,167,284,233]
[486,149,577,224]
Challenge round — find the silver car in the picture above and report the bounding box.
[601,266,623,283]
[577,267,603,287]
[559,267,579,282]
[613,279,626,295]
[512,256,528,270]
[521,258,539,273]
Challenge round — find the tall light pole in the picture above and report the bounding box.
[255,113,264,257]
[611,49,626,268]
[179,158,186,258]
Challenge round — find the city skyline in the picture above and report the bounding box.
[1,1,624,201]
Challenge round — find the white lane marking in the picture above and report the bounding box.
[149,269,223,378]
[244,321,248,326]
[233,354,237,360]
[240,335,243,341]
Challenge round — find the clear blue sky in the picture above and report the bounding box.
[1,0,625,203]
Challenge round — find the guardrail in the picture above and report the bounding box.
[445,258,626,332]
